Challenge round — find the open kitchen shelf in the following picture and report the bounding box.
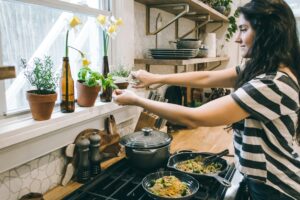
[135,0,228,22]
[135,56,229,66]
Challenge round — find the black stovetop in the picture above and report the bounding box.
[63,158,236,200]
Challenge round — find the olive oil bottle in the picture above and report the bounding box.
[60,57,75,112]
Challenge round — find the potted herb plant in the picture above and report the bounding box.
[77,67,102,107]
[100,74,118,102]
[212,0,232,16]
[110,66,131,89]
[69,46,102,107]
[21,56,59,121]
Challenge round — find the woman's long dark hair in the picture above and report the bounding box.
[235,0,300,144]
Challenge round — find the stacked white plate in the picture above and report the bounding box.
[149,49,199,59]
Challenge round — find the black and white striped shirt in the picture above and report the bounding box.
[231,68,300,199]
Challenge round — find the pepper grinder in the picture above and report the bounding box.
[76,136,90,183]
[89,132,101,177]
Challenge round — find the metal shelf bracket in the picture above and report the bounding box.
[146,3,189,35]
[179,15,211,39]
[210,21,224,32]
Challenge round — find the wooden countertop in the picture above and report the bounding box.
[44,126,233,200]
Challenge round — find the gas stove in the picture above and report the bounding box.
[63,158,236,200]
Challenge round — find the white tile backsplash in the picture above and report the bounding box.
[0,149,66,200]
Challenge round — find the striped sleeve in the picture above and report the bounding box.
[231,78,282,123]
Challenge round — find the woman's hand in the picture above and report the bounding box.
[112,89,140,106]
[131,70,159,88]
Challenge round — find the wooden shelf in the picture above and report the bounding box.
[134,56,229,66]
[135,0,228,22]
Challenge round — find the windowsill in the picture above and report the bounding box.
[0,100,132,150]
[0,99,138,173]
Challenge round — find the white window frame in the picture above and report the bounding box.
[0,0,112,117]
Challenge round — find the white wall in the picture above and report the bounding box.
[111,0,135,68]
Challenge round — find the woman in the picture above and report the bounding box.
[113,0,300,199]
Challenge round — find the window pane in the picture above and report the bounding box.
[60,0,110,10]
[286,1,300,37]
[0,0,104,113]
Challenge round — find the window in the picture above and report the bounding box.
[286,0,300,33]
[0,0,111,115]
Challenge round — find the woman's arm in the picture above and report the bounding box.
[132,67,238,89]
[113,90,249,128]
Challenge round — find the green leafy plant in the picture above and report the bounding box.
[78,67,102,87]
[212,0,232,9]
[68,45,102,87]
[21,56,59,95]
[226,10,239,41]
[110,67,131,78]
[101,74,118,90]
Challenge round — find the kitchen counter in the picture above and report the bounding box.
[44,126,233,200]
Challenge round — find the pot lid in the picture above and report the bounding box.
[120,127,172,149]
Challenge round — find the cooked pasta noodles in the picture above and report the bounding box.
[149,176,190,198]
[176,156,222,174]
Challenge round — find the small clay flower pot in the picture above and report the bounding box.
[76,81,101,107]
[115,81,129,89]
[26,90,57,121]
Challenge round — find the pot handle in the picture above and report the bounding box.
[166,158,174,169]
[213,175,231,187]
[132,149,158,155]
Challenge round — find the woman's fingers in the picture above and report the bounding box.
[114,89,123,95]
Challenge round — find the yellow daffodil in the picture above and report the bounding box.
[97,15,123,56]
[82,58,91,67]
[115,18,123,26]
[69,16,81,28]
[108,25,117,35]
[97,15,107,26]
[65,16,81,57]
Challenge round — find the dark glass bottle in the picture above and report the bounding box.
[100,87,112,102]
[89,132,101,177]
[102,55,109,78]
[100,55,112,102]
[60,57,75,112]
[76,137,90,183]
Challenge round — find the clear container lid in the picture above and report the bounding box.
[119,128,172,149]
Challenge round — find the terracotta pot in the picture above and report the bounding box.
[26,90,57,121]
[115,81,129,89]
[76,81,101,107]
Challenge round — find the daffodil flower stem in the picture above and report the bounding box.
[68,46,84,58]
[65,30,69,57]
[103,31,107,56]
[106,35,109,55]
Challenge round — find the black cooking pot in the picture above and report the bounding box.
[142,171,199,200]
[167,151,231,187]
[120,128,172,171]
